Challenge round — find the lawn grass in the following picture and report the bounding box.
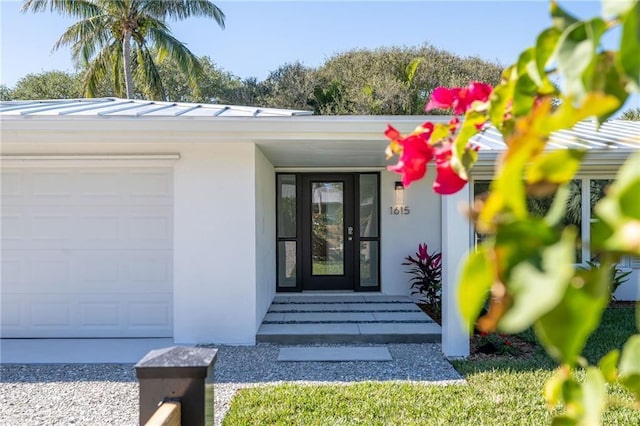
[222,306,639,425]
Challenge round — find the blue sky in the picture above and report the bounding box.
[0,1,638,110]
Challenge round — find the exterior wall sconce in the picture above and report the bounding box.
[394,181,405,206]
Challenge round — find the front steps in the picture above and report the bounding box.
[256,294,441,344]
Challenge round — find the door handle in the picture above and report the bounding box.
[347,226,353,241]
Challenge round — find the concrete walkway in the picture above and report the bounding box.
[0,338,174,364]
[257,294,440,344]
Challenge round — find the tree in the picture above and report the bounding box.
[0,84,13,101]
[22,0,225,100]
[154,55,243,103]
[256,62,317,110]
[7,70,82,100]
[621,107,640,120]
[313,45,503,115]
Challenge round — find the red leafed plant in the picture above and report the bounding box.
[403,243,442,318]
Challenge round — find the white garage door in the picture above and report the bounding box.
[1,161,173,337]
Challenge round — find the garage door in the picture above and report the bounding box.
[1,160,173,337]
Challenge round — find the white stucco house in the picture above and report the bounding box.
[1,98,638,358]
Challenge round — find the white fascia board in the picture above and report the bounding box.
[0,115,447,144]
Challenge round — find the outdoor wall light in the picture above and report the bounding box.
[394,181,405,206]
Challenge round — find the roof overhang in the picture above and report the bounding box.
[1,104,638,169]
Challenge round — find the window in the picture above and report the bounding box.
[472,178,617,264]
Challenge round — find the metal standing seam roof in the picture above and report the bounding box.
[470,119,640,151]
[0,97,314,117]
[1,97,638,152]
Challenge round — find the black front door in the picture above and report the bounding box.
[276,172,380,292]
[301,174,355,290]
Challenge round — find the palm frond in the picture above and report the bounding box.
[22,0,101,18]
[53,15,113,63]
[146,26,203,83]
[82,41,117,97]
[140,0,225,29]
[131,44,164,100]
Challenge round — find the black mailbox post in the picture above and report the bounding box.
[135,346,218,426]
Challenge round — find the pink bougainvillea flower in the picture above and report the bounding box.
[385,123,435,187]
[432,142,469,195]
[426,82,493,115]
[425,87,461,112]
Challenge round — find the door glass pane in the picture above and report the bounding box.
[278,241,297,287]
[311,182,344,275]
[360,241,379,287]
[277,175,296,238]
[359,174,378,238]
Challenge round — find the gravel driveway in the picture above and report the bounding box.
[0,343,462,425]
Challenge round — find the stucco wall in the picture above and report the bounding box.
[254,147,276,328]
[380,170,441,297]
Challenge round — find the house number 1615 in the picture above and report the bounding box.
[389,206,410,215]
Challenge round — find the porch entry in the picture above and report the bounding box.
[276,173,380,291]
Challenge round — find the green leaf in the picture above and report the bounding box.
[430,123,450,145]
[603,0,636,17]
[545,367,569,407]
[544,183,571,227]
[526,149,586,185]
[452,110,485,179]
[499,226,576,333]
[589,52,629,123]
[488,65,517,133]
[598,349,620,383]
[534,263,610,365]
[542,93,621,134]
[582,367,607,425]
[556,18,607,103]
[551,1,579,31]
[562,378,583,419]
[592,152,640,256]
[620,1,640,88]
[458,246,494,333]
[552,416,578,426]
[536,27,562,75]
[618,334,640,399]
[619,178,640,219]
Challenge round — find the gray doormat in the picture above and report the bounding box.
[277,346,392,362]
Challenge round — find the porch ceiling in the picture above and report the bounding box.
[256,138,390,168]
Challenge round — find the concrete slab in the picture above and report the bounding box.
[270,303,356,312]
[257,323,360,335]
[0,338,175,364]
[347,303,421,312]
[272,295,290,303]
[277,346,393,362]
[263,312,286,322]
[362,295,413,303]
[357,322,441,335]
[285,295,366,303]
[282,312,376,322]
[372,312,433,321]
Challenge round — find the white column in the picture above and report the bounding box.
[441,185,471,358]
[173,144,258,344]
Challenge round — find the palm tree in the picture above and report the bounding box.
[22,0,225,100]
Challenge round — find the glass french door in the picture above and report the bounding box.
[276,173,380,292]
[301,174,355,290]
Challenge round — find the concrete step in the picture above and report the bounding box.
[258,294,440,344]
[256,322,441,344]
